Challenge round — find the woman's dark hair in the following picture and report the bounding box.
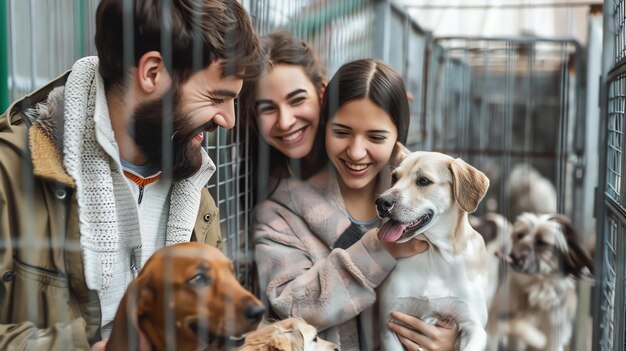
[308,59,410,175]
[95,0,262,90]
[240,31,325,200]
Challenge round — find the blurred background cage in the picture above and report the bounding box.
[424,36,586,229]
[420,27,598,351]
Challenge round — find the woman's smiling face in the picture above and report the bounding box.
[255,64,321,159]
[325,98,398,191]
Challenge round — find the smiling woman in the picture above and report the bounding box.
[240,31,326,195]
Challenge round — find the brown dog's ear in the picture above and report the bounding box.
[449,158,490,213]
[136,285,155,317]
[551,214,594,278]
[269,333,293,351]
[389,142,411,168]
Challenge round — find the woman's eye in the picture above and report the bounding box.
[290,96,306,105]
[210,98,225,105]
[416,177,432,186]
[188,273,211,287]
[332,130,350,136]
[257,106,275,115]
[370,135,387,142]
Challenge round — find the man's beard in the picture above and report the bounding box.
[130,87,214,181]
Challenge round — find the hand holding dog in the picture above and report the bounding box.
[388,311,458,351]
[381,236,429,259]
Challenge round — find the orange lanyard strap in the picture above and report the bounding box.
[123,171,162,188]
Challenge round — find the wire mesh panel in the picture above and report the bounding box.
[596,1,626,349]
[607,75,625,203]
[600,213,618,351]
[425,37,584,226]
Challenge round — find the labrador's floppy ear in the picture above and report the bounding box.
[389,142,411,168]
[449,158,490,213]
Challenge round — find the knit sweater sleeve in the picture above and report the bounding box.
[253,199,396,331]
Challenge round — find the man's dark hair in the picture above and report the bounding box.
[95,0,262,89]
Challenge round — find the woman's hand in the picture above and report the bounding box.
[387,311,458,351]
[381,238,429,259]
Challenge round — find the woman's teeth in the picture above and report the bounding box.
[346,162,368,171]
[281,128,304,142]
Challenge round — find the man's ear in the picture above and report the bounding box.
[389,142,411,168]
[136,51,171,95]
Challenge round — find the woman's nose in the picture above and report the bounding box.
[347,138,367,160]
[276,107,297,130]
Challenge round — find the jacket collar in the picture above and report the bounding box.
[29,123,76,187]
[23,81,76,188]
[3,71,75,188]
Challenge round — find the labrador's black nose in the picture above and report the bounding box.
[376,196,395,216]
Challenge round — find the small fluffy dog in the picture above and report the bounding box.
[106,242,266,351]
[506,164,557,220]
[487,213,593,351]
[239,317,338,351]
[376,150,490,351]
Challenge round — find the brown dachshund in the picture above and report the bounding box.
[106,242,265,351]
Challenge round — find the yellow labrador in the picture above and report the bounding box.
[376,150,490,351]
[239,317,338,351]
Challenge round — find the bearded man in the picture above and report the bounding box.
[0,0,262,349]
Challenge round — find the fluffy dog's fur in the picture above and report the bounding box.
[506,164,557,221]
[239,317,338,351]
[106,242,266,351]
[469,212,512,308]
[376,150,490,351]
[487,213,593,351]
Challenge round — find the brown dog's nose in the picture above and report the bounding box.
[246,305,265,324]
[376,196,395,216]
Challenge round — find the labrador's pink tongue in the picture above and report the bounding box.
[377,220,406,242]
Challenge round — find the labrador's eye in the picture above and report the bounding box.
[391,173,398,185]
[313,336,318,342]
[416,177,432,186]
[188,273,211,287]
